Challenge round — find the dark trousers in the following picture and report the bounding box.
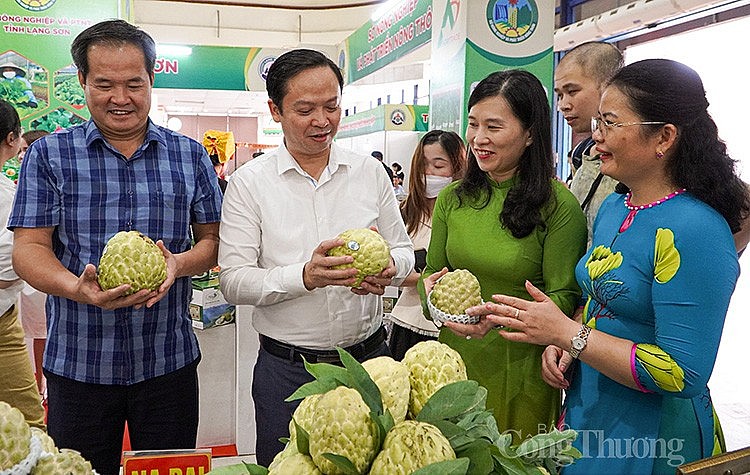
[45,358,200,475]
[387,323,437,361]
[252,341,389,467]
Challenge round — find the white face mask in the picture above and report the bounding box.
[425,174,453,198]
[2,71,16,79]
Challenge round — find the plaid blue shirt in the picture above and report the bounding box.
[8,120,223,385]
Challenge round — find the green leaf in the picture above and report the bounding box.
[303,358,349,383]
[206,462,267,474]
[372,409,395,452]
[285,378,339,401]
[242,462,269,475]
[431,420,466,441]
[454,438,494,474]
[492,452,539,475]
[336,347,383,415]
[417,381,486,423]
[412,458,471,475]
[515,429,579,466]
[293,419,310,455]
[495,433,514,449]
[321,453,360,475]
[454,410,504,447]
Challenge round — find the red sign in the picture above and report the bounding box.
[122,451,211,475]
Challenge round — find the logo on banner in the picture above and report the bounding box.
[486,0,538,43]
[390,109,406,126]
[15,0,56,11]
[438,0,461,47]
[258,56,276,82]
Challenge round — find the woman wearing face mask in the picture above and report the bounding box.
[420,70,588,441]
[388,130,466,360]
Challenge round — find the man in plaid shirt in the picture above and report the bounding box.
[9,20,222,475]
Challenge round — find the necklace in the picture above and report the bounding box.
[619,188,687,233]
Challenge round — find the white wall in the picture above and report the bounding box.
[624,16,750,180]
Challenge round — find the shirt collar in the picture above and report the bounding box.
[275,141,352,178]
[83,118,166,151]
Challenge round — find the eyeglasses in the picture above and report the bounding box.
[591,117,667,136]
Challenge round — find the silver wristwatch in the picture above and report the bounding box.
[568,324,592,359]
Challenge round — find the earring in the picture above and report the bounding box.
[656,150,664,159]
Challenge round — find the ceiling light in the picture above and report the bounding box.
[166,117,183,131]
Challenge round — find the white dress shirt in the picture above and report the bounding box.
[218,142,414,349]
[0,176,23,315]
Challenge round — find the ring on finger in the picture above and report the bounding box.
[514,308,520,319]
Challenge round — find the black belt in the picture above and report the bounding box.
[259,326,386,364]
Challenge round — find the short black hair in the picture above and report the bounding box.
[371,151,383,160]
[71,19,156,80]
[266,49,343,113]
[559,41,623,89]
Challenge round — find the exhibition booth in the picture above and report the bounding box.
[2,0,750,468]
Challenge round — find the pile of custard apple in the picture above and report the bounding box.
[210,341,581,475]
[0,401,96,474]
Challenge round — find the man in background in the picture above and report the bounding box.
[372,149,394,182]
[554,41,623,245]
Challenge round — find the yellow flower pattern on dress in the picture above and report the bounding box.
[654,228,680,283]
[586,245,623,281]
[635,343,685,392]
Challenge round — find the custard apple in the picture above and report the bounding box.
[268,453,322,475]
[369,420,456,475]
[97,230,167,294]
[30,427,58,454]
[362,356,410,423]
[307,386,378,475]
[430,269,482,315]
[288,394,321,447]
[268,441,300,472]
[327,228,390,287]
[402,340,468,418]
[0,401,31,470]
[31,449,94,475]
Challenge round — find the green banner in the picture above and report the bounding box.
[343,0,433,83]
[337,104,428,139]
[429,0,554,135]
[154,45,286,92]
[0,0,120,131]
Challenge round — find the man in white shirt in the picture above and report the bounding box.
[218,49,414,466]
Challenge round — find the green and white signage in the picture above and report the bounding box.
[429,0,554,134]
[0,0,120,130]
[337,104,429,139]
[153,46,290,92]
[338,0,433,84]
